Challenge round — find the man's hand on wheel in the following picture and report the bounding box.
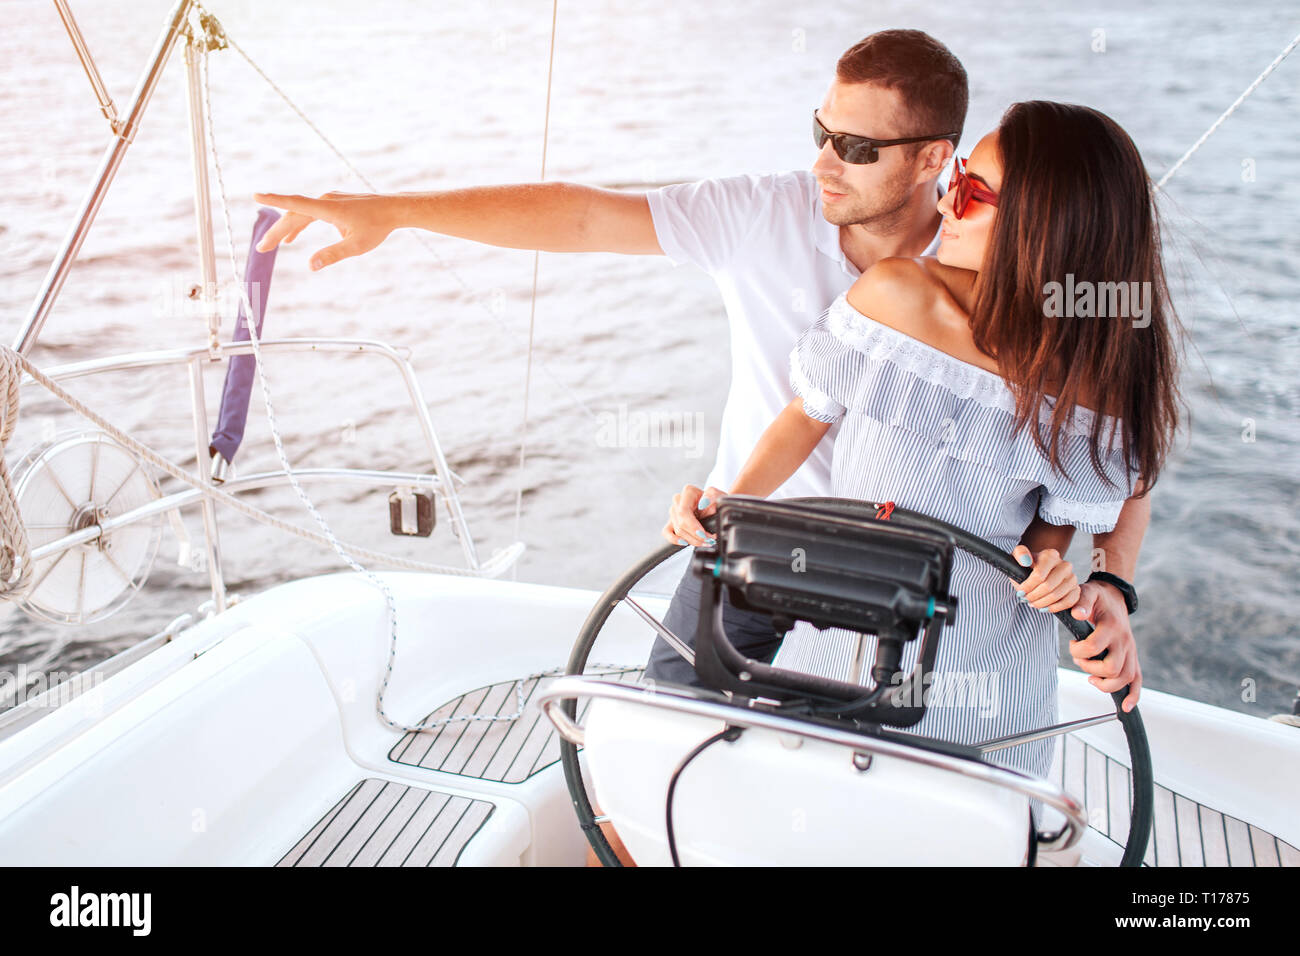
[252,191,394,270]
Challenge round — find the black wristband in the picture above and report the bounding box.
[1087,571,1138,616]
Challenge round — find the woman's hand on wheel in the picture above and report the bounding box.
[661,484,728,546]
[1069,582,1143,712]
[1009,545,1080,612]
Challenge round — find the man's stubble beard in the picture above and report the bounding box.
[821,162,919,235]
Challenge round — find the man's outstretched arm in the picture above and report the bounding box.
[252,182,663,270]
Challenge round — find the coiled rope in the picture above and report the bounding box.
[0,352,32,598]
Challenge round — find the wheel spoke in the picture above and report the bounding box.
[76,551,85,620]
[98,546,136,588]
[88,435,101,502]
[27,548,70,594]
[102,459,144,511]
[42,461,80,511]
[622,596,694,666]
[974,712,1117,752]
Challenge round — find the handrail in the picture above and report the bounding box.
[34,337,417,384]
[26,467,456,564]
[538,674,1090,853]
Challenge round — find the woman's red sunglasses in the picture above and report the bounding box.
[948,156,999,219]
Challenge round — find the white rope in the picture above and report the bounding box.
[1155,29,1300,191]
[512,0,560,575]
[0,356,33,599]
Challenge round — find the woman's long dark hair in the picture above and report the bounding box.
[971,100,1183,494]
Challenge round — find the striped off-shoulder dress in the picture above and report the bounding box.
[777,290,1138,786]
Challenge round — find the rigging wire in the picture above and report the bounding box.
[512,0,560,579]
[1154,28,1300,191]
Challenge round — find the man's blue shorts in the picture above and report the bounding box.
[642,556,786,688]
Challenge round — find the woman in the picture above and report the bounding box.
[664,101,1182,784]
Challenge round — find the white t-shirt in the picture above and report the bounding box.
[647,169,942,498]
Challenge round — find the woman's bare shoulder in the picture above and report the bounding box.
[844,257,998,374]
[846,257,928,323]
[845,257,975,334]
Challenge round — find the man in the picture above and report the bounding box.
[255,27,1147,802]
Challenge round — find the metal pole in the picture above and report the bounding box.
[391,358,482,570]
[187,355,227,612]
[52,0,122,134]
[183,27,222,356]
[12,0,196,356]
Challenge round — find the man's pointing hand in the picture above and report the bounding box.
[252,191,394,271]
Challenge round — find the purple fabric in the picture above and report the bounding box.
[209,207,280,465]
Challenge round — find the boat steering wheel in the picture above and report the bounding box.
[557,496,1154,867]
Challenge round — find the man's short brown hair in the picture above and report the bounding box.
[835,30,968,149]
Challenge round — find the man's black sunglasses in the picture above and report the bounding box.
[813,110,958,165]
